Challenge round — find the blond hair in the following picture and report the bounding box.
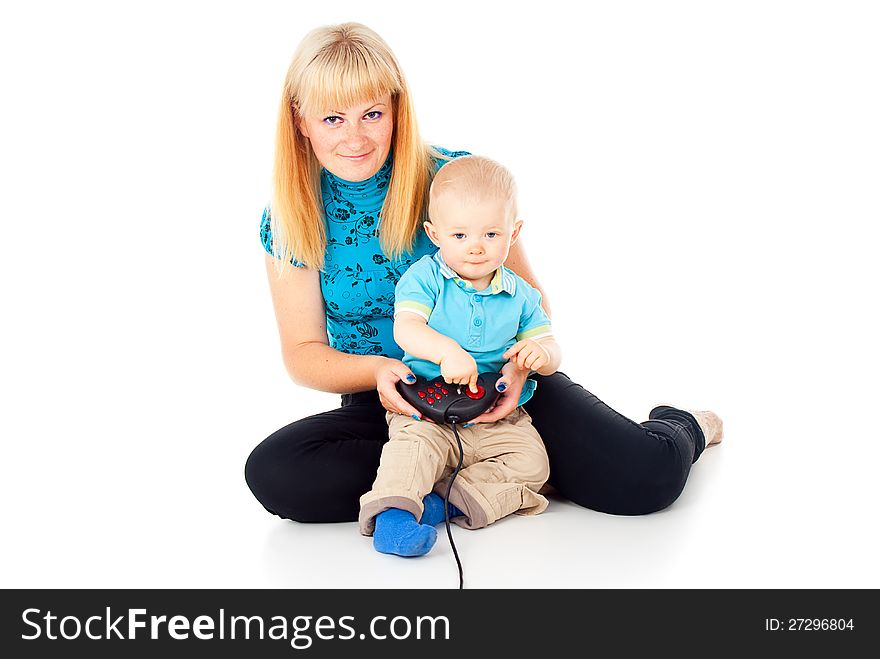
[270,22,444,271]
[429,155,519,223]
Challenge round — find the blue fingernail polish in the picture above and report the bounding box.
[497,382,507,392]
[411,414,421,421]
[463,422,474,428]
[405,374,416,383]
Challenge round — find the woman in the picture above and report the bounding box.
[245,22,722,524]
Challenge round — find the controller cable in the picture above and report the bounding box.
[444,416,465,589]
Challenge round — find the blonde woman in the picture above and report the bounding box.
[246,23,722,525]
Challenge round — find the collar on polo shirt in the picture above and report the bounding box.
[432,251,517,295]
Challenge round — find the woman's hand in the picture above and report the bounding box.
[468,360,530,424]
[374,357,428,420]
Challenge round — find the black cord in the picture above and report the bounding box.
[445,418,465,589]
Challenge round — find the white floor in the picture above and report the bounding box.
[4,375,878,590]
[2,1,879,591]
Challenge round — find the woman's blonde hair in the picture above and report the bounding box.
[270,22,441,271]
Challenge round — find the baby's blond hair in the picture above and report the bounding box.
[429,155,518,224]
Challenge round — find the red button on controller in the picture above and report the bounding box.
[465,385,485,400]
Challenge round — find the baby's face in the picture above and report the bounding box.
[425,195,520,286]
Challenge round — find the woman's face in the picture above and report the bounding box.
[297,94,394,182]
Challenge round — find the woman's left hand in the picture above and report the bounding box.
[468,360,530,424]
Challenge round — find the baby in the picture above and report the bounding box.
[358,155,562,556]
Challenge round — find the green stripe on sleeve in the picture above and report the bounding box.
[395,300,433,321]
[516,325,552,341]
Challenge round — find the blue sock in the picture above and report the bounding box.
[419,493,463,527]
[373,508,437,557]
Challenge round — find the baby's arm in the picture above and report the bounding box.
[394,313,479,392]
[506,279,561,376]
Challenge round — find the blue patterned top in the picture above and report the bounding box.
[260,146,470,358]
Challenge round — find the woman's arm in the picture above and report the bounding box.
[264,255,419,413]
[265,255,383,392]
[505,240,551,318]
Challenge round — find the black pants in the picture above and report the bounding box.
[244,372,706,522]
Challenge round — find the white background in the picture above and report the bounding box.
[1,0,878,589]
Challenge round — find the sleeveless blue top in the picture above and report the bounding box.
[260,146,469,358]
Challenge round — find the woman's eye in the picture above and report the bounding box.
[453,233,466,240]
[364,111,383,121]
[322,115,343,126]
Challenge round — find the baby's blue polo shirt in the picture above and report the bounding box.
[394,251,552,406]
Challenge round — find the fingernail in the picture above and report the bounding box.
[463,422,475,428]
[497,381,507,392]
[411,414,421,421]
[405,374,416,383]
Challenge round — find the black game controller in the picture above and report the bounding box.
[397,373,503,424]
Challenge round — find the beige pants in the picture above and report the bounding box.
[359,408,550,535]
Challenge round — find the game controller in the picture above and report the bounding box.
[396,372,503,424]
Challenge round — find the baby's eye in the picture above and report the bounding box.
[364,111,383,121]
[453,233,466,240]
[485,232,499,239]
[322,115,343,126]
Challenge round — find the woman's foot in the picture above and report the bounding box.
[689,410,724,446]
[373,508,437,557]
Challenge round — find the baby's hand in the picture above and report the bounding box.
[439,348,479,392]
[504,339,550,372]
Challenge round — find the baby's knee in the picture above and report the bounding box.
[506,448,551,486]
[532,451,551,485]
